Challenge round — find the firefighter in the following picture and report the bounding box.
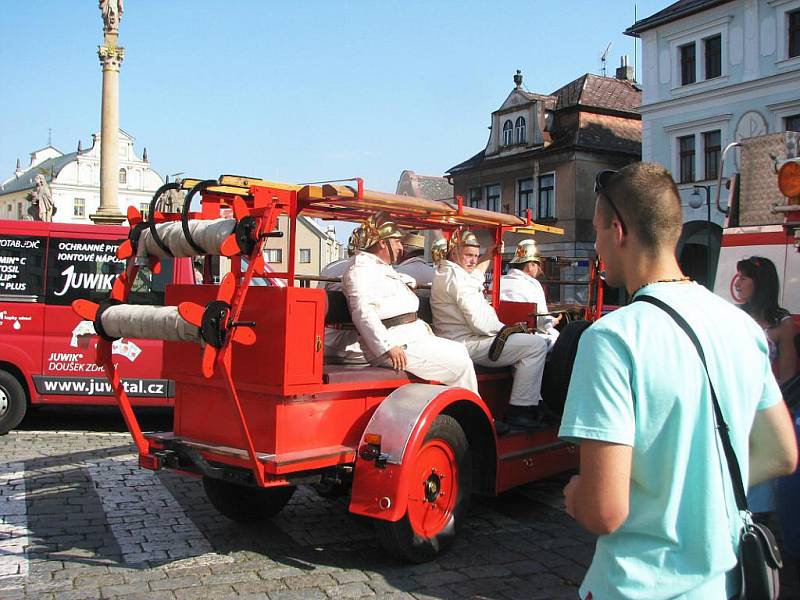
[342,212,478,392]
[396,232,434,286]
[320,227,366,364]
[500,239,560,350]
[431,228,550,429]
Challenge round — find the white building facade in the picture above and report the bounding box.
[0,130,163,222]
[626,0,800,284]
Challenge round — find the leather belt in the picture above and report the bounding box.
[381,312,418,328]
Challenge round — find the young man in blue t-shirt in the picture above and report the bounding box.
[559,162,797,599]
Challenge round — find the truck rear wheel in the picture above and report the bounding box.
[374,414,472,563]
[202,477,295,523]
[0,370,26,435]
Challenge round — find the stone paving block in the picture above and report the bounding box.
[173,583,235,599]
[325,581,376,598]
[412,569,469,588]
[257,566,306,580]
[267,588,328,600]
[52,587,103,600]
[332,570,369,584]
[233,579,288,595]
[282,572,337,589]
[148,575,203,591]
[100,582,149,596]
[113,592,176,600]
[199,570,261,586]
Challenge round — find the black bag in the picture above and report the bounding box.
[635,296,783,600]
[781,371,800,412]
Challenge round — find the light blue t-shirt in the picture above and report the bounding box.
[559,282,782,600]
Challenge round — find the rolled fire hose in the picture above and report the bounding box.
[100,304,201,343]
[135,218,235,261]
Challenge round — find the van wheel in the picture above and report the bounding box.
[541,320,592,416]
[0,370,26,435]
[374,414,472,563]
[202,477,295,523]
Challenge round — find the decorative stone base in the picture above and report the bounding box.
[89,208,126,225]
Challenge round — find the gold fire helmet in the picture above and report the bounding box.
[447,227,480,254]
[509,239,540,264]
[431,238,448,263]
[402,232,425,250]
[360,211,404,250]
[347,227,364,256]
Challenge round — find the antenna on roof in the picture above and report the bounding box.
[48,128,52,147]
[601,42,612,77]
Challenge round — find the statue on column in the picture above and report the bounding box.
[160,187,185,213]
[26,174,55,222]
[99,0,124,33]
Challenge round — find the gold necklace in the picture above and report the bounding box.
[632,277,691,296]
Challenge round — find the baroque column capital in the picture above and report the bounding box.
[98,44,125,70]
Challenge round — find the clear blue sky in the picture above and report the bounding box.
[0,1,667,240]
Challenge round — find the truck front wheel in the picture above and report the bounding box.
[0,370,26,435]
[374,414,472,563]
[202,477,295,523]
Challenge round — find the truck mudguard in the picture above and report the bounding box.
[349,383,493,522]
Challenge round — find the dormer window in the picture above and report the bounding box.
[515,116,526,144]
[502,120,513,146]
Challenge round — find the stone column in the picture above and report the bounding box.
[91,11,126,224]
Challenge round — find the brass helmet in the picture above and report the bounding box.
[347,226,364,256]
[447,227,480,255]
[360,211,403,250]
[431,238,448,263]
[402,232,425,251]
[510,239,540,264]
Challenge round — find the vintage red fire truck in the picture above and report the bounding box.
[72,175,599,562]
[0,219,199,434]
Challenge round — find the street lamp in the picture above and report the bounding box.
[689,184,712,289]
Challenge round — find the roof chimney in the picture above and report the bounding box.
[616,55,634,81]
[513,69,523,88]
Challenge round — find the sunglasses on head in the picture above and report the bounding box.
[594,169,627,234]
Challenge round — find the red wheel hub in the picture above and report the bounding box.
[406,438,458,538]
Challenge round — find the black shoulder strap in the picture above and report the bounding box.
[634,295,749,512]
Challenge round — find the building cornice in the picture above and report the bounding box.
[639,68,800,115]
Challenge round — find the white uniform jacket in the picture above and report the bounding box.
[431,260,504,343]
[342,252,425,362]
[397,256,435,287]
[500,269,559,348]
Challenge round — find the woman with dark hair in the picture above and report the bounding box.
[735,256,798,383]
[735,255,800,580]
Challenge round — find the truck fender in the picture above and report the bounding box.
[0,343,37,399]
[349,383,494,522]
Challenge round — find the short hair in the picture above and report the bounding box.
[597,162,682,254]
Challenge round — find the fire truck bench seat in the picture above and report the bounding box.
[323,365,418,385]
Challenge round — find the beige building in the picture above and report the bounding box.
[262,215,345,281]
[447,70,642,261]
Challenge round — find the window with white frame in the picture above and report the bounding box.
[515,117,526,144]
[118,168,127,184]
[74,197,85,217]
[17,202,23,219]
[265,248,283,263]
[517,178,534,217]
[679,135,696,183]
[502,120,513,146]
[703,130,721,181]
[485,184,501,212]
[299,248,311,263]
[468,187,482,208]
[668,17,730,88]
[537,174,555,219]
[774,1,800,63]
[140,202,149,214]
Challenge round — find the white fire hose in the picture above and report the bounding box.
[100,304,201,343]
[136,218,236,260]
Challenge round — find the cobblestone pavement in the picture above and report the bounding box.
[1,409,798,599]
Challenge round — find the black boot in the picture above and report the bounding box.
[504,405,550,430]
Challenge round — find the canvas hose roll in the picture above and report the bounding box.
[136,218,235,259]
[99,304,201,343]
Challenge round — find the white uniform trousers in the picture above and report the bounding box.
[466,333,548,407]
[373,321,478,394]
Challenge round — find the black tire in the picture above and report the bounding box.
[374,414,472,563]
[540,320,592,416]
[202,477,295,523]
[0,370,26,435]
